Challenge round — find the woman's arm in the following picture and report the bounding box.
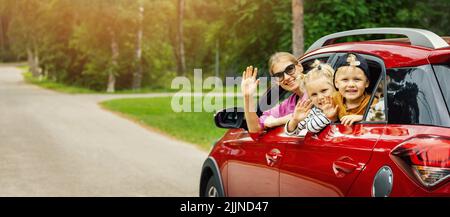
[265,114,292,129]
[243,94,262,133]
[241,66,262,133]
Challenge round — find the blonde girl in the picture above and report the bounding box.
[285,60,338,135]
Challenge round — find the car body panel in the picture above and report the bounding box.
[202,30,450,197]
[347,125,450,196]
[301,42,432,68]
[429,50,450,64]
[279,123,385,196]
[222,127,288,196]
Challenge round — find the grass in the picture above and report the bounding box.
[23,72,98,94]
[114,87,179,94]
[22,72,177,94]
[19,65,270,95]
[22,70,248,94]
[19,66,268,95]
[20,66,252,149]
[100,97,243,150]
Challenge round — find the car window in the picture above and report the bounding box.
[386,65,450,127]
[258,54,334,114]
[301,55,331,73]
[366,77,386,122]
[432,64,450,113]
[331,53,386,123]
[333,53,383,96]
[257,84,291,115]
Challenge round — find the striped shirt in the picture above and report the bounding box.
[285,106,331,136]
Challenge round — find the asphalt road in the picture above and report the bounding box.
[0,66,208,196]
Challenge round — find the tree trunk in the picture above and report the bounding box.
[0,16,4,52]
[27,47,34,74]
[107,70,116,93]
[27,46,40,77]
[132,4,144,89]
[292,0,304,57]
[215,39,220,78]
[107,28,119,93]
[176,0,186,76]
[34,46,41,80]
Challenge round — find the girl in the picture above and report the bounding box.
[285,60,338,135]
[241,52,308,134]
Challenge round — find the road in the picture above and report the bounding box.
[0,66,208,196]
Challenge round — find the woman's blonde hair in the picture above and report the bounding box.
[301,59,335,92]
[268,52,299,74]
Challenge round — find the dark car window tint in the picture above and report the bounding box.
[366,77,386,122]
[433,64,450,113]
[387,65,450,127]
[258,55,332,115]
[301,56,331,73]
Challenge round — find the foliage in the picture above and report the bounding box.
[0,0,449,91]
[23,72,97,94]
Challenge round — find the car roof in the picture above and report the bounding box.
[301,41,450,68]
[370,36,450,45]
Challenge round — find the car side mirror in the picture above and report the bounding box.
[214,107,247,129]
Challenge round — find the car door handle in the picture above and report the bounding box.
[333,156,358,177]
[265,148,282,166]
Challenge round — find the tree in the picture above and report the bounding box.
[292,0,304,57]
[132,2,144,89]
[3,0,448,92]
[176,0,186,76]
[68,0,134,92]
[106,27,120,93]
[218,0,292,76]
[8,0,51,77]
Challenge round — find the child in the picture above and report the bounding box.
[333,53,377,126]
[285,60,338,135]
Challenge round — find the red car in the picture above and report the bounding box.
[200,28,450,197]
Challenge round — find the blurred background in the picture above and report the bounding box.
[1,0,449,92]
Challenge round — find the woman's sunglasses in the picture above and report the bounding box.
[272,64,296,82]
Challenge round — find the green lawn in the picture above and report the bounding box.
[23,72,98,94]
[23,72,176,94]
[22,71,247,94]
[100,97,244,150]
[20,66,268,95]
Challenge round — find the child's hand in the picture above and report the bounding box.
[320,96,338,121]
[293,99,312,123]
[340,115,363,126]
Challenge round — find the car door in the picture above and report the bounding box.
[279,123,385,196]
[279,53,387,196]
[226,53,337,196]
[224,83,294,196]
[225,127,288,196]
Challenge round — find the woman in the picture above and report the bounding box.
[241,52,307,135]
